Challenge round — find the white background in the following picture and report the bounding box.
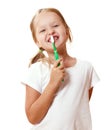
[0,0,111,130]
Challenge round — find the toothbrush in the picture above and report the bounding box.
[50,35,59,61]
[51,35,64,81]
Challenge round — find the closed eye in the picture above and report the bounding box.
[53,25,59,27]
[39,29,46,33]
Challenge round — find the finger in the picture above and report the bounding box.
[58,61,64,69]
[53,58,63,67]
[60,59,64,65]
[58,64,64,70]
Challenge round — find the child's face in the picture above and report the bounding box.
[35,11,68,52]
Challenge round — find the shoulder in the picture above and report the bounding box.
[29,61,50,71]
[28,61,51,78]
[77,59,94,71]
[29,61,42,69]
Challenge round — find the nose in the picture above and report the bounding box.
[48,28,55,35]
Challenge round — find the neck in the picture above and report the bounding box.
[47,44,67,62]
[47,47,76,68]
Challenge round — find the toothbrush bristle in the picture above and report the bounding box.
[50,36,54,43]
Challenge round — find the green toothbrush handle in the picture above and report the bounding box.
[54,50,64,81]
[54,50,60,66]
[52,42,64,81]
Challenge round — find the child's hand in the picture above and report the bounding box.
[49,58,65,89]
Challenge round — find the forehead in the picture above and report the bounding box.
[37,12,62,26]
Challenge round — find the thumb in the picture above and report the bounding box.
[53,58,63,67]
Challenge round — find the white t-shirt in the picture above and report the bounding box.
[22,59,100,130]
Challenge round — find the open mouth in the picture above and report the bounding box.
[48,35,59,43]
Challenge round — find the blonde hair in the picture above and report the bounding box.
[29,8,73,66]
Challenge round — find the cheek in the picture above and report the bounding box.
[36,33,43,43]
[60,26,67,36]
[61,29,68,39]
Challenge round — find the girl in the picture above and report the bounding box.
[22,8,100,130]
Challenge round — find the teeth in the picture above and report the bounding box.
[54,36,58,40]
[50,36,54,43]
[49,35,58,43]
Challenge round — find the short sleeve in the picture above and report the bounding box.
[91,66,100,87]
[21,62,42,93]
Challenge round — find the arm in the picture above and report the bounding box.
[25,59,65,124]
[25,84,57,124]
[89,87,93,101]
